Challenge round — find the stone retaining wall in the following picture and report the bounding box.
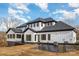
[38,44,79,52]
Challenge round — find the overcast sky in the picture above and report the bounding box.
[0,3,79,27]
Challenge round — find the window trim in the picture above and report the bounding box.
[35,35,36,41]
[37,22,39,27]
[41,34,46,40]
[16,34,21,38]
[48,34,51,40]
[26,34,31,41]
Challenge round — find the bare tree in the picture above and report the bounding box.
[0,16,24,31]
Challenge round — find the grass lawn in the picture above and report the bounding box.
[0,44,78,56]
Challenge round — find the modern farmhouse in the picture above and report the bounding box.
[6,17,76,44]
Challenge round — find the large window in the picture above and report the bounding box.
[41,34,46,40]
[26,35,31,41]
[48,34,51,40]
[17,34,21,38]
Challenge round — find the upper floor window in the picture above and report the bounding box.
[34,23,35,27]
[41,22,43,26]
[37,22,39,27]
[31,24,32,27]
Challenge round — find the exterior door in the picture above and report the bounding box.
[22,34,24,43]
[38,35,40,42]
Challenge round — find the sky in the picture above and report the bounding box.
[0,3,79,27]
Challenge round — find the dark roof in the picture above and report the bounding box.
[40,21,75,32]
[6,21,75,33]
[6,28,23,33]
[17,17,57,28]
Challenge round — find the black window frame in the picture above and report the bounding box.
[17,34,21,38]
[26,35,31,41]
[41,34,46,40]
[35,35,36,41]
[37,22,39,27]
[13,34,15,39]
[48,34,51,40]
[41,22,43,26]
[7,34,9,38]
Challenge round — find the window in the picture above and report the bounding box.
[35,35,36,41]
[13,34,15,39]
[17,34,21,38]
[48,23,49,26]
[34,23,35,27]
[41,22,43,26]
[41,34,46,40]
[10,34,12,38]
[7,35,9,38]
[38,35,40,42]
[26,35,31,41]
[31,24,32,27]
[48,34,51,40]
[37,22,39,27]
[50,22,52,26]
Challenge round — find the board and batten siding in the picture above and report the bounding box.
[24,29,37,42]
[37,30,76,43]
[7,30,22,42]
[32,22,45,31]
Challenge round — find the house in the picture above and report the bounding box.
[6,17,77,52]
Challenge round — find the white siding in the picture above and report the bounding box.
[24,29,37,42]
[37,31,76,43]
[32,22,45,31]
[7,29,76,43]
[7,30,22,42]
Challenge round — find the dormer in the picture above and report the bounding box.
[16,17,57,31]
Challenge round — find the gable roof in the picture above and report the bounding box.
[23,28,36,33]
[6,28,23,33]
[40,21,75,32]
[17,17,57,28]
[6,21,75,33]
